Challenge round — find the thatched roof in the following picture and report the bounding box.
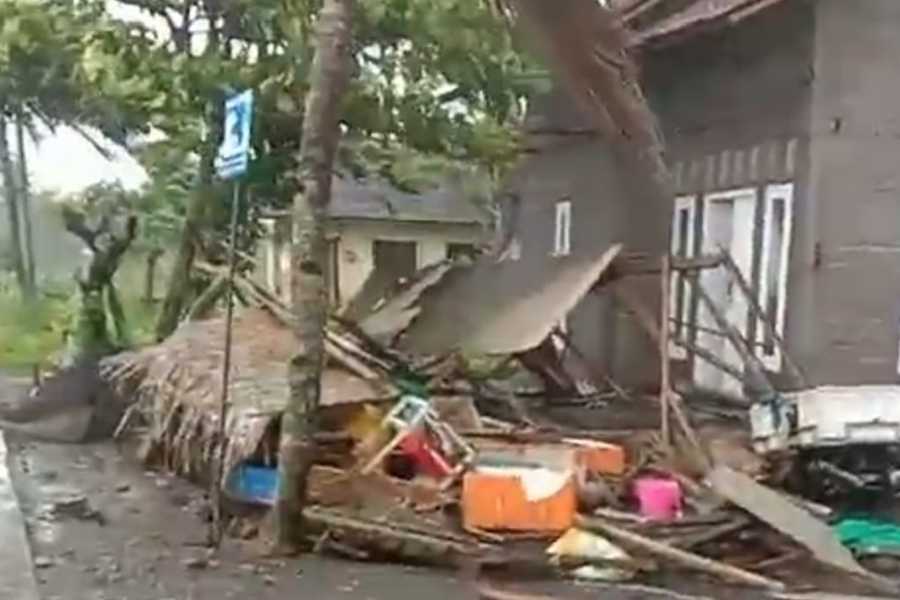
[102,309,390,480]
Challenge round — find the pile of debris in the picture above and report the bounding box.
[100,297,900,596]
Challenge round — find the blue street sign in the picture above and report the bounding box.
[215,90,253,180]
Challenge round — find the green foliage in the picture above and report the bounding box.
[0,263,160,372]
[0,0,154,141]
[0,274,71,372]
[109,0,535,204]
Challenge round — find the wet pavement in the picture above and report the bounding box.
[0,370,875,600]
[0,431,40,600]
[2,438,773,600]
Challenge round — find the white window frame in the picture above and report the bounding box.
[756,183,794,371]
[669,196,697,359]
[553,200,572,257]
[261,218,278,293]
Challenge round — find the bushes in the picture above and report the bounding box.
[0,255,161,373]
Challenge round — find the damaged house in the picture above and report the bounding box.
[403,0,900,401]
[256,175,490,314]
[642,0,900,395]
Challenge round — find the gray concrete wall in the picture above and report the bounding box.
[641,1,817,388]
[503,131,667,390]
[805,0,900,384]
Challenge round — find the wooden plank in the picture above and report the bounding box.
[576,515,785,591]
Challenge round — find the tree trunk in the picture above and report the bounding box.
[0,114,27,295]
[62,209,137,364]
[15,113,36,296]
[154,136,218,340]
[276,0,354,551]
[155,25,223,341]
[106,283,129,348]
[143,248,163,304]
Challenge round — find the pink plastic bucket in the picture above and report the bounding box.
[634,477,682,522]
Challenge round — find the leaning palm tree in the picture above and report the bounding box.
[492,0,670,192]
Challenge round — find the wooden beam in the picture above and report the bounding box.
[718,251,806,388]
[612,281,746,383]
[575,516,786,591]
[613,254,724,278]
[694,280,776,398]
[659,255,672,447]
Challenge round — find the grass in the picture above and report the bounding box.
[0,256,162,374]
[0,280,71,373]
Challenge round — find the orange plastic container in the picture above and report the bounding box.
[567,439,627,476]
[461,469,576,533]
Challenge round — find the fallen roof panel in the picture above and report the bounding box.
[398,244,622,356]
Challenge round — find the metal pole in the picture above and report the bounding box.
[211,181,241,547]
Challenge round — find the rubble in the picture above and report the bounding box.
[93,247,900,598]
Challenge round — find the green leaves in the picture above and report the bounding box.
[0,0,157,144]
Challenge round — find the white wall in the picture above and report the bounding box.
[333,219,484,304]
[258,218,486,309]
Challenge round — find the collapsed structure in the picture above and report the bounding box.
[86,0,900,597]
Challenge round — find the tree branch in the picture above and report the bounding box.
[61,206,98,251]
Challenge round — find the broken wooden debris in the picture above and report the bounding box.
[302,506,483,566]
[706,466,865,576]
[575,515,786,591]
[102,250,900,598]
[667,516,752,550]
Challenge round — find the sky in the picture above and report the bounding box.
[22,124,148,196]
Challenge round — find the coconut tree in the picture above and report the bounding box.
[276,0,356,552]
[271,0,672,549]
[491,0,668,192]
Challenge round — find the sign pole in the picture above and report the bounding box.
[209,88,253,548]
[211,181,242,546]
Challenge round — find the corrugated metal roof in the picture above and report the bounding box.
[328,177,489,225]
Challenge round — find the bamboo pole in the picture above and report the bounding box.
[660,255,672,447]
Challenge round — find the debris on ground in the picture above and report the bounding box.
[81,251,900,597]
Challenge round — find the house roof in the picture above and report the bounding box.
[624,0,787,46]
[328,176,489,225]
[524,0,787,135]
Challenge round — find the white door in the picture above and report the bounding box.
[694,189,757,398]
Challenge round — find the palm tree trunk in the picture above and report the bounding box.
[155,23,222,341]
[15,113,37,296]
[0,114,27,295]
[276,0,354,550]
